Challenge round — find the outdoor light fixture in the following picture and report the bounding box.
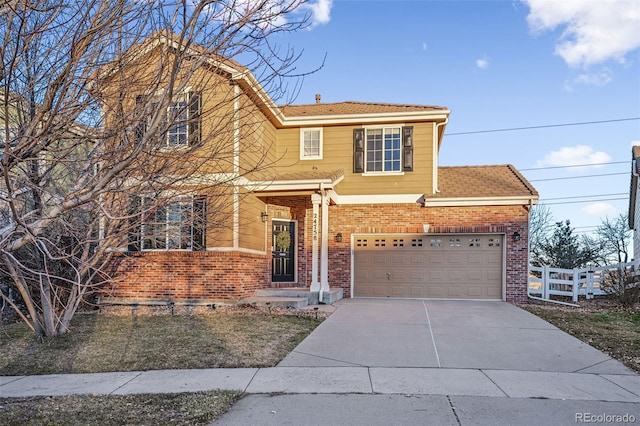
[334,233,343,243]
[513,231,521,242]
[261,212,268,223]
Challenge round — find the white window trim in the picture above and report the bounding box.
[300,128,323,160]
[362,125,404,175]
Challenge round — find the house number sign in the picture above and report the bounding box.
[312,212,318,242]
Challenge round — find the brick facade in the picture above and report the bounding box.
[325,203,530,303]
[106,250,270,303]
[106,199,530,305]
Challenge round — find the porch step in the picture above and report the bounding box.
[239,296,309,309]
[254,288,344,305]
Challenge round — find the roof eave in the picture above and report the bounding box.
[423,196,539,207]
[280,110,451,127]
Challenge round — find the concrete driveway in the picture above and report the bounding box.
[279,299,631,373]
[215,298,640,425]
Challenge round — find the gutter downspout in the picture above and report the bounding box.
[433,118,449,194]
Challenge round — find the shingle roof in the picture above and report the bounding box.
[430,165,538,199]
[279,101,448,117]
[265,169,345,182]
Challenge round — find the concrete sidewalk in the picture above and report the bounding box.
[2,299,639,425]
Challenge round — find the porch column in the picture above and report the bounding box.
[320,190,330,301]
[310,193,321,292]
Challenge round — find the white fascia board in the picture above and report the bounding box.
[281,111,450,127]
[246,174,344,192]
[329,192,424,205]
[247,180,335,192]
[423,196,539,207]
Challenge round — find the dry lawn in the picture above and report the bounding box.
[0,306,323,375]
[0,391,242,426]
[0,305,323,425]
[522,300,640,373]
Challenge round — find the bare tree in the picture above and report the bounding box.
[594,214,632,265]
[528,203,553,265]
[0,0,314,336]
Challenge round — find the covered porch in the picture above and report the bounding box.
[248,170,345,305]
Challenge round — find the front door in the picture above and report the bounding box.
[272,221,295,282]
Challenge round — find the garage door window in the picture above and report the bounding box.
[449,238,461,247]
[488,238,501,247]
[430,239,442,247]
[469,238,481,247]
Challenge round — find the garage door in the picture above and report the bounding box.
[353,234,503,300]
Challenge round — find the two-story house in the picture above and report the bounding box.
[104,33,538,306]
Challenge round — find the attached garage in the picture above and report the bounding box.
[353,233,504,300]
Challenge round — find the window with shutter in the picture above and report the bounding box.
[353,128,364,173]
[130,194,206,251]
[355,126,413,174]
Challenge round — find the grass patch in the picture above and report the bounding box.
[0,308,322,375]
[0,390,243,426]
[522,303,640,373]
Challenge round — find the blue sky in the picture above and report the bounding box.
[272,0,640,245]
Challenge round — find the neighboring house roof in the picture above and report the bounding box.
[628,147,640,228]
[279,101,448,117]
[428,165,538,201]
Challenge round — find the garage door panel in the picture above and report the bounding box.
[354,234,503,300]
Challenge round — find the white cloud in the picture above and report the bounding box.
[563,68,613,90]
[476,57,489,69]
[305,0,332,27]
[536,145,612,171]
[422,42,428,51]
[581,202,618,216]
[524,0,640,68]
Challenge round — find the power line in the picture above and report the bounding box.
[542,197,627,206]
[446,117,639,136]
[540,193,628,201]
[520,161,628,172]
[529,172,627,182]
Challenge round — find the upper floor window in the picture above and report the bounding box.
[300,128,323,160]
[366,127,401,172]
[135,91,201,148]
[353,126,413,174]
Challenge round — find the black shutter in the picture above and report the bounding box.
[127,195,141,251]
[403,126,414,172]
[134,95,147,143]
[188,91,201,145]
[192,195,206,251]
[353,128,365,173]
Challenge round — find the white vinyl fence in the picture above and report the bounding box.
[528,261,639,302]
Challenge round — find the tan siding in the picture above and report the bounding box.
[205,188,234,248]
[238,194,267,251]
[274,122,435,195]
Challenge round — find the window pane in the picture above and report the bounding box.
[383,128,401,171]
[141,197,196,250]
[366,129,383,171]
[303,130,320,157]
[167,99,189,146]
